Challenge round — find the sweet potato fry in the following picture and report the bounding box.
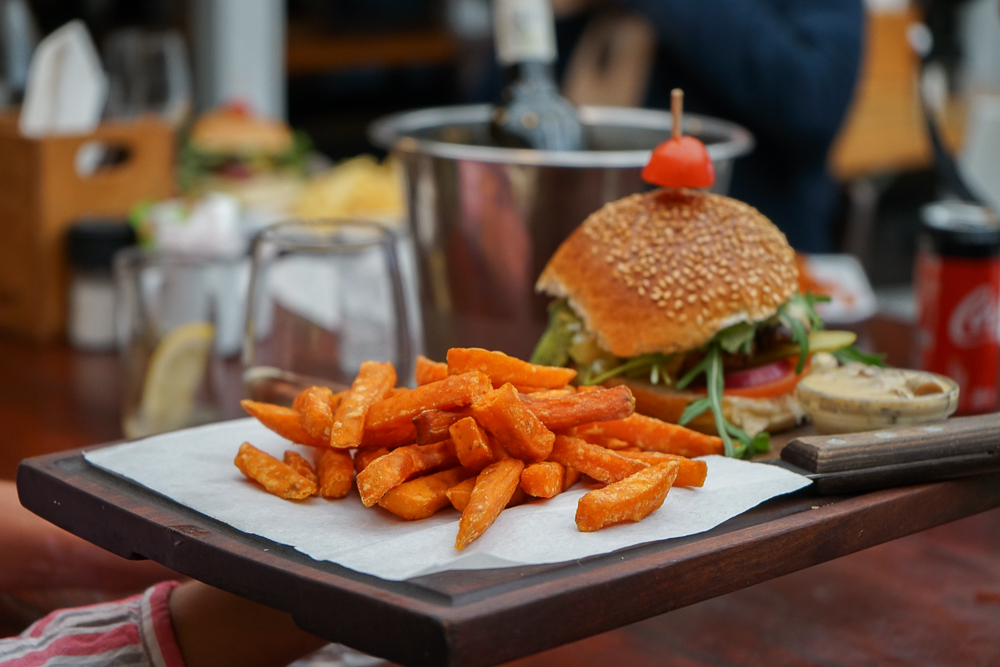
[331,361,397,449]
[445,477,476,512]
[317,448,354,499]
[240,400,327,447]
[283,450,318,485]
[413,408,472,445]
[446,474,525,511]
[449,417,497,471]
[563,466,581,490]
[455,458,525,550]
[520,461,566,498]
[518,387,576,400]
[572,431,635,451]
[573,414,724,457]
[471,383,555,463]
[356,440,459,506]
[575,461,679,532]
[549,435,649,484]
[235,442,317,500]
[447,348,577,389]
[616,451,708,488]
[521,385,635,431]
[360,423,417,449]
[378,467,476,520]
[295,386,337,440]
[415,355,449,385]
[488,436,511,460]
[365,371,492,433]
[353,447,389,474]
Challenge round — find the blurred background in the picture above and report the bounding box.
[1,0,1000,656]
[0,0,1000,464]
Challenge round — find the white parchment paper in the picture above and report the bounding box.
[84,418,811,581]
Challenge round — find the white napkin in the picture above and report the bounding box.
[19,20,107,137]
[85,418,811,581]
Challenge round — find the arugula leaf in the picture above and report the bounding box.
[677,344,771,459]
[833,345,889,367]
[795,292,830,330]
[675,353,712,390]
[697,346,732,457]
[785,314,810,374]
[530,301,575,367]
[778,292,829,375]
[678,396,712,426]
[585,352,673,386]
[716,322,757,354]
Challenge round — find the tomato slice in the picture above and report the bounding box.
[642,136,715,189]
[724,359,809,399]
[686,359,808,399]
[725,359,793,389]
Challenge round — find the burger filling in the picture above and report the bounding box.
[532,292,871,458]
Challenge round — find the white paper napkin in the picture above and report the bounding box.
[19,20,107,137]
[85,418,811,581]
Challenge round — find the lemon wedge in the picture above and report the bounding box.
[125,322,215,439]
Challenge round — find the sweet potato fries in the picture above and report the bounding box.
[235,347,719,550]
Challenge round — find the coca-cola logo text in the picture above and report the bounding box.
[948,285,999,349]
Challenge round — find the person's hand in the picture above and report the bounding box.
[0,481,175,592]
[169,582,326,667]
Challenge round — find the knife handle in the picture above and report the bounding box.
[781,412,1000,474]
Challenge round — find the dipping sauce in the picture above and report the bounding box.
[796,363,959,434]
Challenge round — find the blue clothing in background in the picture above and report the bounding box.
[624,0,865,252]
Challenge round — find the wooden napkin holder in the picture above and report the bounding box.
[0,114,175,340]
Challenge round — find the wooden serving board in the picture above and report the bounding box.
[16,444,1000,667]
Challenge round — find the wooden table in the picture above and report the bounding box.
[4,323,1000,665]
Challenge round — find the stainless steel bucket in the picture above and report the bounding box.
[369,104,754,360]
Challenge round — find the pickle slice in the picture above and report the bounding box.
[752,330,857,367]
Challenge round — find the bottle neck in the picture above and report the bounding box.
[493,0,557,67]
[502,61,555,85]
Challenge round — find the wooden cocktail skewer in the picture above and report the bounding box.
[671,88,683,141]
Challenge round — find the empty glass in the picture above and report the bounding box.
[243,220,412,405]
[115,249,250,439]
[103,28,191,125]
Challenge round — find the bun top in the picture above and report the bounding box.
[536,189,797,358]
[190,107,294,157]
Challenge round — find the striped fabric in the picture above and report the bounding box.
[0,582,184,667]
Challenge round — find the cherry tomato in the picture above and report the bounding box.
[642,135,715,189]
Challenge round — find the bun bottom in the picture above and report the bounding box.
[607,378,804,437]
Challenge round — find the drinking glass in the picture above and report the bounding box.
[243,220,412,405]
[103,28,191,125]
[115,249,250,439]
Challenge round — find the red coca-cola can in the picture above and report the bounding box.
[916,202,1000,414]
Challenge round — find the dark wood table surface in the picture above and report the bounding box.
[3,321,1000,666]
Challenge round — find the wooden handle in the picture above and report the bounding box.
[781,413,1000,474]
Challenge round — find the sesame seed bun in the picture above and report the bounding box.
[190,107,294,157]
[536,189,798,358]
